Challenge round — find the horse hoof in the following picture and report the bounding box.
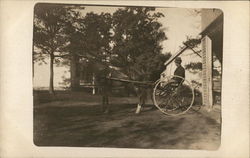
[135,105,142,114]
[103,110,109,114]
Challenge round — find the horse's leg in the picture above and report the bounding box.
[104,79,113,113]
[135,97,142,114]
[104,95,109,113]
[135,85,141,114]
[102,96,108,113]
[102,94,108,113]
[136,86,146,114]
[103,85,111,113]
[106,95,109,105]
[101,86,108,113]
[102,94,106,112]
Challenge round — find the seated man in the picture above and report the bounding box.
[171,57,185,85]
[163,57,186,109]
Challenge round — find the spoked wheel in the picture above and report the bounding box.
[153,75,195,116]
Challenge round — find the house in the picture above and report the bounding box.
[200,9,223,106]
[163,9,223,107]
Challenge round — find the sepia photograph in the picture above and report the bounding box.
[0,0,249,157]
[33,3,223,150]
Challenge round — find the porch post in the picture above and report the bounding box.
[202,36,213,110]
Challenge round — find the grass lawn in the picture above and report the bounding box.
[34,90,221,150]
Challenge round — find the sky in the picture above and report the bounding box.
[33,6,202,88]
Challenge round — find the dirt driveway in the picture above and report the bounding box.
[33,91,221,150]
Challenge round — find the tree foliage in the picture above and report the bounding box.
[33,5,172,90]
[33,4,70,93]
[81,12,112,62]
[63,11,113,72]
[183,36,201,49]
[182,36,202,74]
[111,7,169,81]
[185,62,202,71]
[33,4,68,58]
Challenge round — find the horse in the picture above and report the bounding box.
[94,64,129,113]
[94,63,160,114]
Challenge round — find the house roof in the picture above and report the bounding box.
[200,13,223,38]
[164,13,223,66]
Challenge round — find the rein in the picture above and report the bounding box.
[106,77,156,86]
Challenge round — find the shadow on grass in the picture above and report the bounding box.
[33,91,221,149]
[34,103,188,148]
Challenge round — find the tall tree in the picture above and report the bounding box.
[62,9,85,90]
[111,7,170,81]
[33,4,69,94]
[63,11,112,90]
[33,4,87,92]
[81,12,112,61]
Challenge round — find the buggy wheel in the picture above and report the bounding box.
[153,75,195,116]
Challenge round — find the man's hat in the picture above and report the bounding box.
[174,57,182,64]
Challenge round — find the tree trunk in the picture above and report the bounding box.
[49,54,55,94]
[70,54,80,91]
